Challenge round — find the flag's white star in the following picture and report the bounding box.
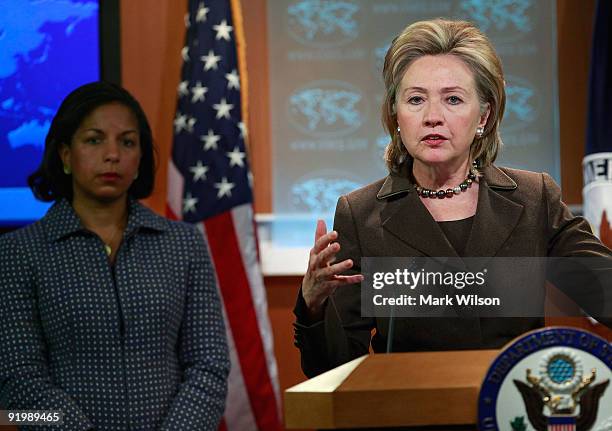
[189,161,209,182]
[178,80,189,97]
[183,192,198,213]
[186,116,196,133]
[174,113,187,133]
[214,177,235,198]
[200,50,221,71]
[213,19,233,41]
[225,69,240,90]
[226,147,246,167]
[247,171,254,188]
[181,46,189,62]
[200,129,220,151]
[237,121,247,138]
[213,98,233,119]
[191,82,208,102]
[196,2,209,22]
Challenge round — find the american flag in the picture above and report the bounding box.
[166,1,282,430]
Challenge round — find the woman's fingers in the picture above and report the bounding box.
[303,257,363,309]
[312,229,338,254]
[314,219,327,243]
[335,273,364,284]
[313,242,340,268]
[305,222,362,306]
[316,259,355,281]
[308,229,340,271]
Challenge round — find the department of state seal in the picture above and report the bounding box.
[478,327,612,431]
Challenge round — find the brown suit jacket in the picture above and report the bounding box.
[293,164,612,378]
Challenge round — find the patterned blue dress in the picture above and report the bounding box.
[0,199,229,430]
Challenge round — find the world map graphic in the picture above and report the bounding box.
[0,0,99,188]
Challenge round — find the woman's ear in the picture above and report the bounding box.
[59,143,71,171]
[479,103,491,128]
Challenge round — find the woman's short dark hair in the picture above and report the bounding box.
[28,81,156,202]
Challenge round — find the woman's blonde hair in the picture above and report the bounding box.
[382,18,505,172]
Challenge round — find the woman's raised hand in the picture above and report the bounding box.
[301,220,364,319]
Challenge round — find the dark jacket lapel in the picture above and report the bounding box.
[377,164,459,258]
[377,163,523,258]
[464,165,523,257]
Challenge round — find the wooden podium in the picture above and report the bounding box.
[284,350,499,429]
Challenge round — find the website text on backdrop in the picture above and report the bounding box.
[293,19,612,378]
[0,82,229,430]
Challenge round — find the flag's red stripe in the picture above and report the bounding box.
[165,204,179,221]
[205,212,281,431]
[218,418,227,431]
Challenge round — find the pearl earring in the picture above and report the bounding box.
[397,126,401,133]
[476,126,484,138]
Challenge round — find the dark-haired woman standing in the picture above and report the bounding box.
[0,82,229,430]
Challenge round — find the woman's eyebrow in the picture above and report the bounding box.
[81,128,138,134]
[402,86,427,93]
[440,86,468,93]
[401,85,468,95]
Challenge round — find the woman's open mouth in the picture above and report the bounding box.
[422,134,448,145]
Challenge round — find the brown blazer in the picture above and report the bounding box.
[293,163,612,378]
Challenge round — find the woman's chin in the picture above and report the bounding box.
[413,147,470,167]
[414,155,454,167]
[76,190,129,205]
[87,187,123,200]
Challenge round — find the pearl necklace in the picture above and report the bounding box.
[414,166,478,199]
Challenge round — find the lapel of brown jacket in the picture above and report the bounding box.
[464,165,524,257]
[377,163,523,258]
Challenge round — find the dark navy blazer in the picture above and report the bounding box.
[0,199,229,430]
